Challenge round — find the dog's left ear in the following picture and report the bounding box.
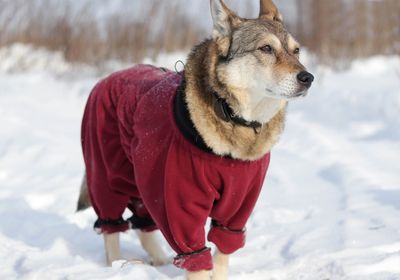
[210,0,242,57]
[259,0,283,22]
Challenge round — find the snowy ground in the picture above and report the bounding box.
[0,45,399,280]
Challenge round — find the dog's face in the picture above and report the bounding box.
[211,0,314,101]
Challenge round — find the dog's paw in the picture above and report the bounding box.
[150,257,172,266]
[113,259,145,268]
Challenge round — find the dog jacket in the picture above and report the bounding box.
[81,65,271,271]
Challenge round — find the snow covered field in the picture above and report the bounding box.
[0,45,399,280]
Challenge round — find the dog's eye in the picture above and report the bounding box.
[293,48,300,54]
[259,45,273,54]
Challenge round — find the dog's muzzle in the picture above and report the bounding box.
[297,71,314,88]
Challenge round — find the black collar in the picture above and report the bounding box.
[210,92,262,133]
[173,78,262,156]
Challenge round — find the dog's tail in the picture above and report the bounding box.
[76,173,91,211]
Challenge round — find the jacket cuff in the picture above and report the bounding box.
[173,247,213,271]
[93,217,130,234]
[127,215,158,232]
[207,222,246,254]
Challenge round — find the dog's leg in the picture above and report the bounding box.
[186,270,211,280]
[212,249,229,280]
[137,230,170,266]
[103,232,121,266]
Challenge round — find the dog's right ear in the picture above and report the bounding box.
[259,0,283,21]
[210,0,241,57]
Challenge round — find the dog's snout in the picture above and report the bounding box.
[297,71,314,87]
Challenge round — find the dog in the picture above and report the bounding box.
[76,0,314,279]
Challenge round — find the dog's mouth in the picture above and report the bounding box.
[284,90,308,100]
[292,90,308,98]
[266,88,308,100]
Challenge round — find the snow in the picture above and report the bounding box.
[0,45,399,279]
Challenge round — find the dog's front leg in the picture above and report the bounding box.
[186,270,211,280]
[212,249,229,280]
[103,232,121,266]
[137,230,170,266]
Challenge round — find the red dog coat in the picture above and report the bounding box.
[81,65,271,271]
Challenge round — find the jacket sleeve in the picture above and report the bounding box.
[164,156,217,271]
[207,156,270,255]
[207,183,261,254]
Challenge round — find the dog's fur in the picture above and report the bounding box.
[77,1,313,279]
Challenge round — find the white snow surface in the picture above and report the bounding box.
[0,45,400,279]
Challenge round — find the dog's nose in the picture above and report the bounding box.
[297,71,314,87]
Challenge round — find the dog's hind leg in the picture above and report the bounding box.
[103,232,121,266]
[212,249,229,280]
[186,270,211,280]
[137,230,170,266]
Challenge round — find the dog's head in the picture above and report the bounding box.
[211,0,314,101]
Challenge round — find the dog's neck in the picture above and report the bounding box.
[183,40,287,161]
[237,92,286,125]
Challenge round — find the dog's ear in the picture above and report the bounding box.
[259,0,283,22]
[210,0,241,57]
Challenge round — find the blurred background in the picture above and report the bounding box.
[1,0,399,66]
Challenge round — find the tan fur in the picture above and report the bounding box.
[212,249,229,280]
[103,231,170,267]
[103,232,121,266]
[186,250,229,280]
[287,34,300,52]
[186,270,211,280]
[259,0,283,21]
[137,231,170,266]
[210,0,242,57]
[215,36,231,57]
[259,33,282,51]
